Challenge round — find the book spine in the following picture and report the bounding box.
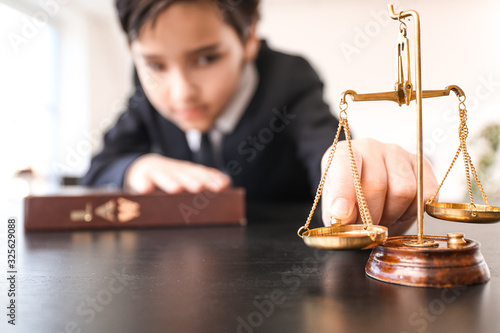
[24,189,246,231]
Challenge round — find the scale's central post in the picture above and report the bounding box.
[388,6,428,247]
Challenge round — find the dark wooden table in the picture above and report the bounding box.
[1,202,499,333]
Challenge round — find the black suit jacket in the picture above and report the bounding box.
[81,41,341,203]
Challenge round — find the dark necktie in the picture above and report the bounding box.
[193,133,217,168]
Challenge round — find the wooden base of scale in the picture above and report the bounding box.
[365,235,490,288]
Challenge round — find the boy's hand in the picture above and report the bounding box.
[321,139,437,235]
[125,153,231,194]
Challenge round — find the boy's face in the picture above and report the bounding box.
[131,1,258,132]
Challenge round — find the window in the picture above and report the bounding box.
[0,2,59,196]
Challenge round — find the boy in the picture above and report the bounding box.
[81,0,437,235]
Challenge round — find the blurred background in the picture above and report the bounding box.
[1,0,499,204]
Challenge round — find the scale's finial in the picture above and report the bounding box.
[297,4,498,287]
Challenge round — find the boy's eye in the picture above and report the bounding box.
[197,54,221,66]
[146,62,166,72]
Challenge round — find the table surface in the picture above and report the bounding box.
[1,201,499,333]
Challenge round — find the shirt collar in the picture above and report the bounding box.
[214,62,259,134]
[186,62,259,152]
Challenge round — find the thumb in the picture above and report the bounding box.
[322,146,361,226]
[329,198,355,223]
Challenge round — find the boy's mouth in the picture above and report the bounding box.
[175,106,209,121]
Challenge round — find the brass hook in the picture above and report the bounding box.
[396,16,412,105]
[398,12,407,26]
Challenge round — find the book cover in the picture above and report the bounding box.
[24,187,246,231]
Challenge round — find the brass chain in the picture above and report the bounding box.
[469,154,489,206]
[344,119,373,227]
[298,101,373,238]
[459,98,474,204]
[298,118,343,238]
[427,94,490,208]
[427,146,461,203]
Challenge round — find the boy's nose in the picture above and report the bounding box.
[169,69,198,103]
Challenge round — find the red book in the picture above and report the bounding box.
[24,187,246,231]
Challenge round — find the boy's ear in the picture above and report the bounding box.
[243,21,260,62]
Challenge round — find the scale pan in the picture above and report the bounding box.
[426,202,500,223]
[302,224,388,250]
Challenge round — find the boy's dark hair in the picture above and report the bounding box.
[116,0,260,43]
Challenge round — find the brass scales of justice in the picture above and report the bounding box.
[297,4,500,288]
